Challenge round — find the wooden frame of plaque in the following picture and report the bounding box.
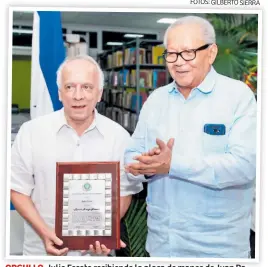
[55,162,120,250]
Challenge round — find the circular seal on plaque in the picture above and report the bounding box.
[83,182,91,191]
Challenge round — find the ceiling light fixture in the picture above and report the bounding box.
[124,34,144,38]
[106,42,123,46]
[13,29,33,34]
[157,18,177,24]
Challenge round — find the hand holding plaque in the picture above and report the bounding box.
[55,162,121,250]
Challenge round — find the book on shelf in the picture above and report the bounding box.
[153,69,167,88]
[105,70,129,87]
[104,68,167,89]
[118,69,130,86]
[114,51,123,67]
[124,47,146,65]
[106,51,123,68]
[152,45,165,65]
[130,69,153,88]
[123,45,165,66]
[107,54,112,69]
[129,69,167,88]
[99,43,166,69]
[145,45,153,64]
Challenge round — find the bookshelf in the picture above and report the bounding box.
[97,38,169,134]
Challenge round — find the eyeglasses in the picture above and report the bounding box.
[163,44,212,63]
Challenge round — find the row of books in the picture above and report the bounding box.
[104,45,165,68]
[105,69,167,88]
[97,103,138,133]
[102,89,148,112]
[98,86,159,133]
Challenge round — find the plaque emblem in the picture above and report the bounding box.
[83,182,91,191]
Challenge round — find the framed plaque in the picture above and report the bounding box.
[55,162,120,250]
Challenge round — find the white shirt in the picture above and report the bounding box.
[11,108,142,255]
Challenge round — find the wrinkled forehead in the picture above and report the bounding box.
[166,23,205,49]
[61,59,99,82]
[62,59,98,74]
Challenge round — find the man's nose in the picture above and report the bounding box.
[174,54,186,66]
[73,85,85,100]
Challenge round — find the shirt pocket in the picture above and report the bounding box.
[202,121,231,154]
[203,133,227,153]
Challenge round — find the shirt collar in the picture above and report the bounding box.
[55,107,105,136]
[168,66,217,95]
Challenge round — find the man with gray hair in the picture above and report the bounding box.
[125,15,256,258]
[11,55,140,256]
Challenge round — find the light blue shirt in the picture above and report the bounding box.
[124,67,256,258]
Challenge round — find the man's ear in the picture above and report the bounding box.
[98,89,103,102]
[58,89,62,102]
[209,43,218,65]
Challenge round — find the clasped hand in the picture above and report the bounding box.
[125,138,175,176]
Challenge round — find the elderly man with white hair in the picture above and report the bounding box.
[11,55,140,256]
[124,15,257,258]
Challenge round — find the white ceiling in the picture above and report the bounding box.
[13,11,204,30]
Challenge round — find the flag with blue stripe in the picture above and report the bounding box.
[10,11,65,255]
[30,11,65,119]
